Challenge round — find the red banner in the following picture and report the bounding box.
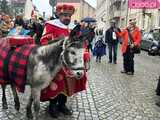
[128,0,157,9]
[158,0,160,8]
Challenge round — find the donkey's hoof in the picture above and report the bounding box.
[26,114,33,120]
[2,103,8,109]
[26,111,33,119]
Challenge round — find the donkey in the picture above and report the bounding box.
[1,25,89,119]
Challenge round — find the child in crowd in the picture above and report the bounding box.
[93,30,106,63]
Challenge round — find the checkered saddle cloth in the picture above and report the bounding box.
[0,37,36,92]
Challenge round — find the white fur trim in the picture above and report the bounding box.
[46,19,68,29]
[46,19,76,30]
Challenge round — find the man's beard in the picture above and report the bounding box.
[62,19,70,25]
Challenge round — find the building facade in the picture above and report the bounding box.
[96,0,110,30]
[96,0,160,31]
[109,0,128,28]
[8,0,41,19]
[10,0,26,16]
[96,0,125,30]
[54,0,96,22]
[129,9,160,31]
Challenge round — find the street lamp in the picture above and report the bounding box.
[142,8,146,29]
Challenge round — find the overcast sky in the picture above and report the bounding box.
[32,0,96,16]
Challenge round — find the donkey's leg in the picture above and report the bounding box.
[32,88,41,120]
[1,84,8,109]
[26,94,33,119]
[10,84,20,111]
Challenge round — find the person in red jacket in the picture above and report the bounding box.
[116,18,141,75]
[40,4,88,118]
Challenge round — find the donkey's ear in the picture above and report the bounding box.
[69,24,81,38]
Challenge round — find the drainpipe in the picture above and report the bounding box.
[119,0,122,27]
[142,8,146,29]
[126,6,129,26]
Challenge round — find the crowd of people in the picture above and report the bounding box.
[0,13,45,44]
[91,18,141,76]
[4,2,160,118]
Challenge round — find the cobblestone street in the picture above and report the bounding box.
[0,51,160,120]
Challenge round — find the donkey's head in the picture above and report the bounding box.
[61,25,89,79]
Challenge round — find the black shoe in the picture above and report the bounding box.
[126,72,134,75]
[48,105,59,118]
[58,105,72,115]
[156,102,160,107]
[108,61,112,63]
[121,70,127,74]
[114,61,117,64]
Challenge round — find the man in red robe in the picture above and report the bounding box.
[40,4,88,118]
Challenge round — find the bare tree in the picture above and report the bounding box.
[0,0,11,15]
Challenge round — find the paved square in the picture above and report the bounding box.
[0,51,160,120]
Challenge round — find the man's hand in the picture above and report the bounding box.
[130,44,134,48]
[114,28,121,32]
[113,28,118,32]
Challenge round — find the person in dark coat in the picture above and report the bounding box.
[34,17,44,44]
[14,15,24,27]
[87,25,95,53]
[28,16,44,44]
[105,20,120,64]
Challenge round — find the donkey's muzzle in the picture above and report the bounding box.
[75,71,84,79]
[76,71,82,76]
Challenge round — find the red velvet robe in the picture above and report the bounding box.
[40,19,88,101]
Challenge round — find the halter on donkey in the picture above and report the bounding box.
[0,25,90,120]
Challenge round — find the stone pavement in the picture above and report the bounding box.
[0,51,160,120]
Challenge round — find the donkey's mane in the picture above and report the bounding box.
[38,37,65,57]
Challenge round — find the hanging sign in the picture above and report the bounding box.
[128,0,157,9]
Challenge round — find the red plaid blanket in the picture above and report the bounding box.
[0,37,36,92]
